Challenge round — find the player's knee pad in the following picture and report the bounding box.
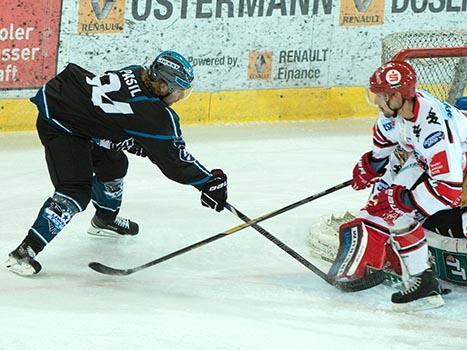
[328,219,391,281]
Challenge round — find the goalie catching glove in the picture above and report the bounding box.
[352,151,388,190]
[201,169,227,212]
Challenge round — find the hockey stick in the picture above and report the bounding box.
[225,203,385,292]
[88,180,353,276]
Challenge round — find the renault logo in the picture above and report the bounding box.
[92,0,116,20]
[354,0,373,12]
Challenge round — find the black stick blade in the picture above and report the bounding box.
[88,262,133,276]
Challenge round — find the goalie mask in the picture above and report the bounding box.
[149,50,194,100]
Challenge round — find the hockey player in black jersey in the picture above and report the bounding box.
[3,50,228,276]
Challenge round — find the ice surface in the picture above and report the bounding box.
[0,120,466,350]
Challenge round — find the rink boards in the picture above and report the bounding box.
[0,85,378,132]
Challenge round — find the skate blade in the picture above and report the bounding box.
[2,257,39,276]
[392,294,445,312]
[87,226,131,238]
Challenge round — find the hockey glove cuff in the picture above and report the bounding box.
[366,185,414,225]
[201,169,228,212]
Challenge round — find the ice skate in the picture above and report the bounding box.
[87,215,139,238]
[391,269,444,311]
[3,243,42,276]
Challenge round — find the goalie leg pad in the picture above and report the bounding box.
[328,219,390,281]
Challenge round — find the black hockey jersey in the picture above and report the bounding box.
[30,63,212,188]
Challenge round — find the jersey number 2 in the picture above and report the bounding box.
[86,73,133,114]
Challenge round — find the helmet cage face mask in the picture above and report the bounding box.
[149,51,194,100]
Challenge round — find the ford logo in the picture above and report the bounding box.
[423,131,444,149]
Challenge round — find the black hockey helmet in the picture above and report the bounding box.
[148,51,194,97]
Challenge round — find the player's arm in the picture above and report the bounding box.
[368,154,463,226]
[371,116,399,158]
[132,134,227,212]
[139,136,212,185]
[409,145,463,217]
[352,116,398,190]
[367,125,463,223]
[124,103,227,211]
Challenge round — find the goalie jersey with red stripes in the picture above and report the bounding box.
[371,90,467,216]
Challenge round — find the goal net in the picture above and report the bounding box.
[382,30,467,104]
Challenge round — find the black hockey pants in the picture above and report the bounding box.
[36,116,129,212]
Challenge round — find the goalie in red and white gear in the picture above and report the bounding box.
[328,60,467,309]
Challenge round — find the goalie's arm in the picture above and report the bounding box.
[371,115,399,160]
[409,146,463,217]
[352,115,399,190]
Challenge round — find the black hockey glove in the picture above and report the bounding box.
[201,169,227,212]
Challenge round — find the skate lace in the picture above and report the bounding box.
[401,277,422,295]
[115,217,130,229]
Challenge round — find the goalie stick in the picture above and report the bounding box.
[88,180,355,277]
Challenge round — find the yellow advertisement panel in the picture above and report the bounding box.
[339,0,384,26]
[78,0,125,34]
